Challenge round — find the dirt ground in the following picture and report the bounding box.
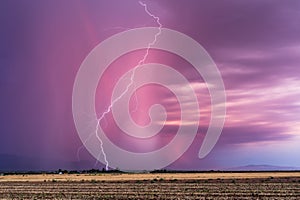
[1,172,300,182]
[0,172,299,199]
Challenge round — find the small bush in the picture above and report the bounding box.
[91,179,97,183]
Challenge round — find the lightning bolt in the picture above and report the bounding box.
[77,1,162,171]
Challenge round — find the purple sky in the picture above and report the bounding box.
[1,0,300,171]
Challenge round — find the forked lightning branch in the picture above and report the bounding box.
[93,1,162,170]
[72,1,226,171]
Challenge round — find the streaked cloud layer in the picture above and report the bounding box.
[0,0,299,170]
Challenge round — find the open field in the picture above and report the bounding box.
[0,172,299,199]
[1,172,300,182]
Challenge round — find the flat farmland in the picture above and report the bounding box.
[0,172,299,199]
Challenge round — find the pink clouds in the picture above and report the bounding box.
[1,0,300,170]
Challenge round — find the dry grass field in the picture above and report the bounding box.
[0,172,299,199]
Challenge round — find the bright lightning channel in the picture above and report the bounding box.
[83,1,162,171]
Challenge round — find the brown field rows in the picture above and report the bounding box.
[0,172,299,199]
[1,172,300,182]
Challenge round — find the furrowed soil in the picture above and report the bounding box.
[0,172,299,199]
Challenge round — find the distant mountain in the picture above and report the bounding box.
[225,164,300,171]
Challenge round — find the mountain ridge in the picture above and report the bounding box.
[225,164,300,171]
